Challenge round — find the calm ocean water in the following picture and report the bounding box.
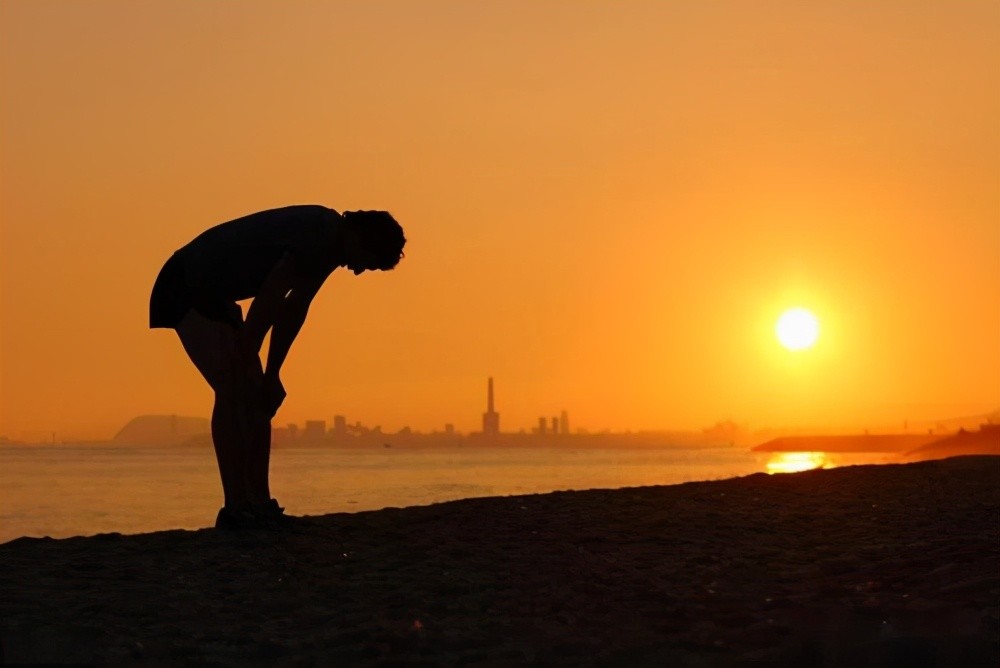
[0,444,762,542]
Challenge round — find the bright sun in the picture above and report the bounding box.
[775,308,820,351]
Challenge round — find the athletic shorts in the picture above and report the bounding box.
[149,254,242,329]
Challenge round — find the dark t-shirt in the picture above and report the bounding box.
[150,205,342,328]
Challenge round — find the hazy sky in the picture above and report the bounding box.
[1,1,997,440]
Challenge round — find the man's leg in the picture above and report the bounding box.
[237,359,274,511]
[247,397,274,510]
[175,310,255,512]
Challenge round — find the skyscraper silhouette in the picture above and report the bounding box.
[482,377,500,436]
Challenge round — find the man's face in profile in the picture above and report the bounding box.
[347,249,378,274]
[349,248,403,274]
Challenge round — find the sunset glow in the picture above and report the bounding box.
[0,2,997,440]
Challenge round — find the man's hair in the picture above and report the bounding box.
[343,210,406,269]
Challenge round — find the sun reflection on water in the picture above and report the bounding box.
[765,451,830,474]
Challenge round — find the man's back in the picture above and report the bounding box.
[174,205,341,302]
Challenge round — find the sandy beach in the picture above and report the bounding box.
[1,455,997,666]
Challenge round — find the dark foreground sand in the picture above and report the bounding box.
[2,456,997,667]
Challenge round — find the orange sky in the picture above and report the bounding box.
[1,1,997,440]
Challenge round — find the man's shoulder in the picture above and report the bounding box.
[180,205,342,256]
[234,204,341,225]
[212,205,343,241]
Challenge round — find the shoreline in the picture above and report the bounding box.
[1,446,763,544]
[2,456,998,665]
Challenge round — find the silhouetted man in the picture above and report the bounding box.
[150,205,405,528]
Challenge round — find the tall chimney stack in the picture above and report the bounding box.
[482,377,500,436]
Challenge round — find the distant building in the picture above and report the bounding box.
[482,377,500,435]
[537,417,547,435]
[271,426,290,446]
[303,420,326,442]
[333,415,347,436]
[560,410,569,435]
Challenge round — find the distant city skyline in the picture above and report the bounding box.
[280,377,581,440]
[4,376,995,445]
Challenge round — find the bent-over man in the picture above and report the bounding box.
[150,205,405,528]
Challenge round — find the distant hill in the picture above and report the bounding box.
[752,434,939,454]
[902,425,1000,461]
[113,415,209,446]
[913,409,1000,434]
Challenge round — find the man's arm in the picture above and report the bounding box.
[241,251,300,358]
[241,253,328,416]
[262,276,321,381]
[241,252,321,365]
[259,275,325,417]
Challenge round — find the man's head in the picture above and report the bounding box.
[341,210,406,274]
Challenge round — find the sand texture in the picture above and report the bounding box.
[2,456,998,666]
